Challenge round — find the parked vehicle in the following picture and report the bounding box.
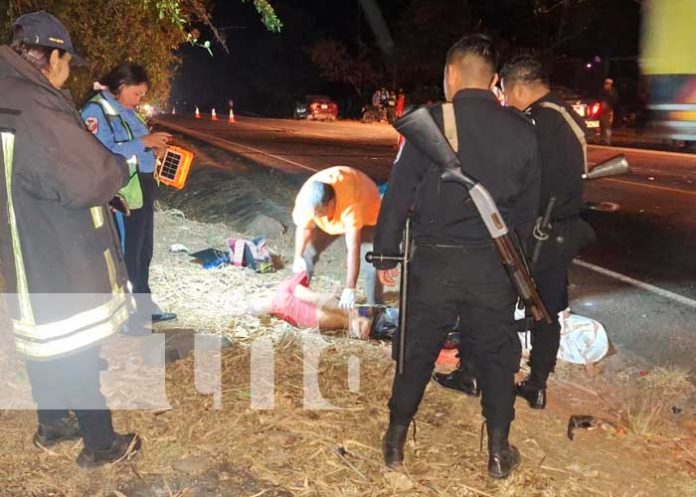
[294,95,338,121]
[555,86,602,135]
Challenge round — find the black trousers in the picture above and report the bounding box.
[124,173,156,312]
[25,346,115,450]
[527,253,570,386]
[389,243,520,429]
[458,217,593,387]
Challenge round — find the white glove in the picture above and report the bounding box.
[339,288,356,310]
[292,257,307,274]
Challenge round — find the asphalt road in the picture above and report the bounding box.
[156,115,696,372]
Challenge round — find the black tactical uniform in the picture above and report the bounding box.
[516,92,596,404]
[373,89,540,433]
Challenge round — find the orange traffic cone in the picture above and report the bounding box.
[228,107,236,123]
[195,106,201,119]
[211,108,218,121]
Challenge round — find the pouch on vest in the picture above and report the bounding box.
[119,170,143,211]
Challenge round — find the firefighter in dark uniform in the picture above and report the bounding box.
[372,35,540,479]
[434,54,595,410]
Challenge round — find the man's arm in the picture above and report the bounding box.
[293,224,313,272]
[344,227,362,290]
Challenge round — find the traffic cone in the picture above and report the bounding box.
[195,106,201,119]
[228,107,236,123]
[211,108,218,121]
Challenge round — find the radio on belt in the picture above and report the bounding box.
[155,146,194,189]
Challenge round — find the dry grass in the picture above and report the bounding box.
[0,209,694,497]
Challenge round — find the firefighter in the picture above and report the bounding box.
[0,11,141,467]
[291,166,383,310]
[82,62,177,331]
[372,35,540,479]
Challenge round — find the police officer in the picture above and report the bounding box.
[500,53,595,408]
[372,35,540,479]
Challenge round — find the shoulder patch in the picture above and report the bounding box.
[85,117,99,134]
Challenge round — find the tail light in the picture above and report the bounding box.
[590,102,601,116]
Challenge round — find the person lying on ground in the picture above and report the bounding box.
[247,272,373,338]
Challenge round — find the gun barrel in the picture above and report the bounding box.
[583,154,630,179]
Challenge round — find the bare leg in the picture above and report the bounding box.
[246,296,274,316]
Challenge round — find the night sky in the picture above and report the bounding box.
[170,0,641,117]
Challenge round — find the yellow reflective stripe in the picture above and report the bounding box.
[91,206,105,229]
[13,304,129,359]
[103,249,119,293]
[127,156,138,175]
[92,95,118,116]
[2,132,35,325]
[12,292,128,341]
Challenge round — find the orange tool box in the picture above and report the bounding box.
[155,145,194,189]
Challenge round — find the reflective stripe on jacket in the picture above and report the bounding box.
[0,46,131,359]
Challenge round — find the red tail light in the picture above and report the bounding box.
[591,102,601,116]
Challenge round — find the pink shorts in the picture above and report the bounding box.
[271,272,319,328]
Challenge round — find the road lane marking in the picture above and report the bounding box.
[573,259,696,309]
[589,144,696,160]
[599,177,696,196]
[156,120,321,173]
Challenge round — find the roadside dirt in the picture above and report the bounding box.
[0,140,693,497]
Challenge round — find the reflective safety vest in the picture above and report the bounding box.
[1,114,130,359]
[88,93,140,174]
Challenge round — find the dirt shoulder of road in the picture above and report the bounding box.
[0,139,693,497]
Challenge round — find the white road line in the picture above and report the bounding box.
[573,259,696,309]
[589,143,696,160]
[157,120,321,173]
[600,177,696,196]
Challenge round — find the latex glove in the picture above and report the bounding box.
[339,288,356,310]
[292,257,307,274]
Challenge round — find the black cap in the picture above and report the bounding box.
[13,11,87,66]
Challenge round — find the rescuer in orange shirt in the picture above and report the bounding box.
[292,166,383,310]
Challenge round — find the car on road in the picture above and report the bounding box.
[555,87,603,135]
[294,95,338,121]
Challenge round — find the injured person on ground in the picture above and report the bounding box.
[246,272,376,338]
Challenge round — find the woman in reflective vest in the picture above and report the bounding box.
[81,62,176,327]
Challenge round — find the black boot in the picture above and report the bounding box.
[33,416,82,448]
[432,368,480,397]
[487,424,520,479]
[515,378,546,409]
[382,423,409,468]
[76,433,141,469]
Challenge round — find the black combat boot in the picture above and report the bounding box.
[33,416,82,448]
[515,378,547,409]
[432,368,480,397]
[487,424,520,479]
[382,423,409,468]
[76,433,142,469]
